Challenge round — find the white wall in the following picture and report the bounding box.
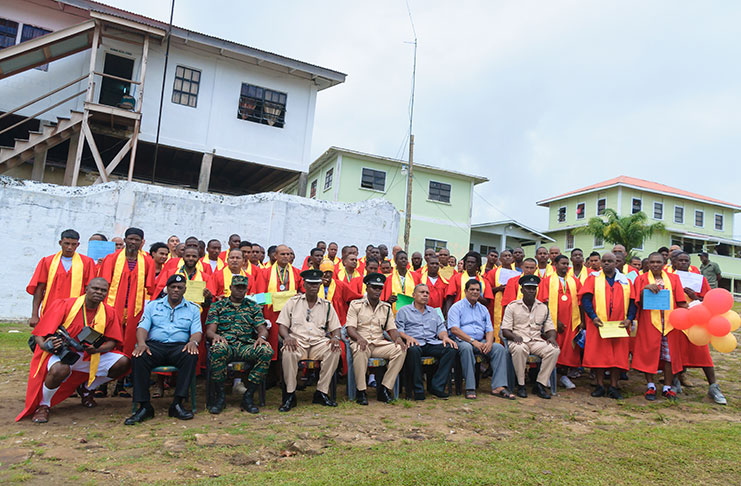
[0,177,400,320]
[0,0,321,172]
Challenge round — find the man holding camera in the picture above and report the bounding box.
[17,278,130,423]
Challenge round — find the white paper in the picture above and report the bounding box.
[497,268,521,285]
[675,270,703,292]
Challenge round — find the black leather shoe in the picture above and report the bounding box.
[430,388,449,399]
[312,390,337,407]
[516,385,528,398]
[591,385,606,397]
[168,402,194,420]
[533,382,551,399]
[209,386,226,414]
[607,386,623,400]
[240,383,259,414]
[378,386,394,403]
[124,403,154,425]
[279,392,296,412]
[356,390,368,405]
[413,393,426,401]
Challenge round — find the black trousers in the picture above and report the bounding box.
[405,343,456,395]
[132,340,198,403]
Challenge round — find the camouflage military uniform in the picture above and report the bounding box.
[205,297,273,384]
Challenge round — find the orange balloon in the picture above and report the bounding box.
[668,308,692,330]
[687,304,712,327]
[686,325,711,346]
[721,310,741,332]
[707,315,731,337]
[710,333,737,353]
[703,288,734,315]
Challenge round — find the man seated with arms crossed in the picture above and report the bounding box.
[205,275,272,414]
[447,279,514,400]
[345,273,407,405]
[277,270,342,411]
[395,284,457,400]
[17,278,130,423]
[501,274,560,399]
[125,274,201,424]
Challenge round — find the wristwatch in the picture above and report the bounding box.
[469,337,475,344]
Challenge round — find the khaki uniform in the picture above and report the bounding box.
[277,294,341,394]
[501,299,560,387]
[345,297,406,392]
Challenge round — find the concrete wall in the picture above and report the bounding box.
[0,177,399,320]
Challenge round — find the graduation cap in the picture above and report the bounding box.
[300,269,323,283]
[518,274,541,287]
[363,272,386,287]
[166,274,186,286]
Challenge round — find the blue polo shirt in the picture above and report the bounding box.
[447,298,493,341]
[138,296,202,343]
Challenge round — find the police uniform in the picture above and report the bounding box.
[277,270,342,398]
[346,273,406,395]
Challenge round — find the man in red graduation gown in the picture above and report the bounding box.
[301,241,327,271]
[27,229,97,328]
[501,258,536,308]
[162,236,212,276]
[219,234,242,262]
[207,248,254,298]
[537,254,583,388]
[633,252,688,401]
[98,227,156,359]
[255,244,304,360]
[578,252,636,399]
[381,250,419,314]
[419,256,448,309]
[444,251,493,317]
[17,278,130,423]
[673,252,726,404]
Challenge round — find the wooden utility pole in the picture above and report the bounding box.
[402,19,417,252]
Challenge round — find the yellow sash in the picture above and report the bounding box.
[458,272,486,300]
[222,267,247,297]
[41,251,84,316]
[547,275,581,330]
[322,279,337,301]
[34,296,107,386]
[647,270,674,335]
[107,251,146,317]
[594,272,630,323]
[392,270,416,296]
[267,263,296,293]
[537,265,555,279]
[338,267,360,283]
[567,266,588,285]
[202,256,224,272]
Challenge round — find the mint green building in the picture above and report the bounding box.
[536,176,741,296]
[280,147,487,257]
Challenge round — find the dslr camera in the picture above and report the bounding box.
[40,327,106,365]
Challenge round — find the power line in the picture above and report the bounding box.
[473,188,521,223]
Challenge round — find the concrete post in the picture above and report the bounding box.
[198,152,213,193]
[31,146,47,182]
[297,172,308,197]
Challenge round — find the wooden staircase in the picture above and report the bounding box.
[0,111,85,174]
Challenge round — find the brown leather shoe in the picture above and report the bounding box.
[77,384,97,408]
[32,405,50,423]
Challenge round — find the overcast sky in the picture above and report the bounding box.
[103,0,741,234]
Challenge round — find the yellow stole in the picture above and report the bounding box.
[322,279,337,301]
[391,270,416,296]
[267,263,296,293]
[41,251,84,316]
[458,272,486,300]
[177,264,205,282]
[594,272,630,322]
[202,256,224,272]
[107,251,146,317]
[338,267,360,283]
[647,271,674,335]
[567,266,588,284]
[34,296,106,386]
[222,267,247,297]
[537,265,555,279]
[547,275,581,330]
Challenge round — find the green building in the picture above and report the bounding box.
[280,147,487,257]
[536,176,741,296]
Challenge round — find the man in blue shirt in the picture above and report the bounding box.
[124,274,202,425]
[448,279,514,400]
[395,283,457,400]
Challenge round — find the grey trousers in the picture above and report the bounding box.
[456,340,508,390]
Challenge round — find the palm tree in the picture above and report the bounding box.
[575,209,665,255]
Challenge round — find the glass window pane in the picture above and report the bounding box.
[182,81,190,93]
[176,66,184,78]
[191,70,200,82]
[172,92,180,104]
[174,78,182,90]
[190,83,198,94]
[189,96,197,107]
[180,94,189,105]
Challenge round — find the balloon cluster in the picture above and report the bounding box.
[668,288,739,353]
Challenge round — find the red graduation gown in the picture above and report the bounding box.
[27,253,97,314]
[537,275,583,368]
[255,265,304,360]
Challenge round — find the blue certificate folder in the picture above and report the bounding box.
[87,240,115,262]
[642,289,671,310]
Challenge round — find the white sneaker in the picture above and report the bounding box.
[560,375,576,390]
[233,381,247,395]
[708,383,727,405]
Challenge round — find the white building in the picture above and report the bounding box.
[0,0,345,193]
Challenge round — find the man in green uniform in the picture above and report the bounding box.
[205,275,272,414]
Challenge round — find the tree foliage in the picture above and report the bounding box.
[575,209,665,255]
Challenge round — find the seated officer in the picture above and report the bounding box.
[277,269,342,411]
[395,283,457,400]
[125,274,202,425]
[501,274,560,399]
[205,275,272,415]
[345,273,407,405]
[447,279,514,400]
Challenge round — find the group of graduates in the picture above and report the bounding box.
[17,227,727,425]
